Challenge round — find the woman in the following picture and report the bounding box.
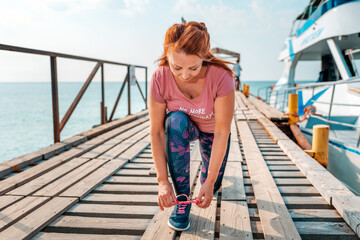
[149,21,235,231]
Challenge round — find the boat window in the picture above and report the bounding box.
[296,0,355,37]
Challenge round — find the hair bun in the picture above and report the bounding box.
[199,22,207,31]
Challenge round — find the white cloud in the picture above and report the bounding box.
[250,0,266,19]
[0,8,35,31]
[33,0,104,13]
[119,0,149,17]
[173,0,247,31]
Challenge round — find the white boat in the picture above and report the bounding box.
[269,0,360,195]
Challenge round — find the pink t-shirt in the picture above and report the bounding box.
[149,64,234,133]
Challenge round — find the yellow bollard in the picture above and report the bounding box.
[288,93,298,124]
[305,125,329,167]
[246,85,250,98]
[242,84,246,94]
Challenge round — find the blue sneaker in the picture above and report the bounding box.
[167,194,191,231]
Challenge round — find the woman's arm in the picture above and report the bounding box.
[196,90,235,208]
[149,97,177,210]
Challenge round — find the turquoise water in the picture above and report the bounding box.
[0,81,147,162]
[0,80,274,163]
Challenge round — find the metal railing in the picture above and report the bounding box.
[260,76,360,147]
[0,44,148,143]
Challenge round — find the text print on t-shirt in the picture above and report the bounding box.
[179,106,214,119]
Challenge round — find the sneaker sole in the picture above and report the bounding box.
[167,220,190,231]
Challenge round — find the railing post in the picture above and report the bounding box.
[127,65,131,116]
[50,56,60,143]
[327,85,336,123]
[101,63,106,124]
[145,67,148,109]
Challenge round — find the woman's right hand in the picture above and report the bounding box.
[158,180,177,211]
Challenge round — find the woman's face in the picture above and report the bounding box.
[167,51,203,82]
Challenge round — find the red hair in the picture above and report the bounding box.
[156,21,235,77]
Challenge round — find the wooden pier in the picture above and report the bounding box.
[0,92,359,239]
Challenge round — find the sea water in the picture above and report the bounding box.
[0,80,275,163]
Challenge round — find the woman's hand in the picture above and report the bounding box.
[196,180,215,208]
[158,180,177,211]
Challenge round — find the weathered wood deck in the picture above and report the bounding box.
[0,92,359,239]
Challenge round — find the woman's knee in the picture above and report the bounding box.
[165,111,190,131]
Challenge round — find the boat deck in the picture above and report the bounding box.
[0,92,359,239]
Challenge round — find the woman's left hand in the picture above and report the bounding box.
[196,180,215,208]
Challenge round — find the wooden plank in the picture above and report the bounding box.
[271,171,304,178]
[0,147,85,195]
[278,186,319,195]
[0,197,78,240]
[266,161,294,165]
[32,159,108,197]
[268,165,299,171]
[95,184,158,194]
[295,221,357,238]
[192,140,203,162]
[230,118,239,142]
[0,164,14,178]
[255,139,275,144]
[332,195,360,237]
[0,195,23,211]
[220,201,253,240]
[222,161,246,201]
[132,158,153,163]
[48,215,151,233]
[1,142,71,173]
[246,185,319,196]
[289,209,342,220]
[124,163,153,169]
[107,176,158,185]
[1,153,43,175]
[262,126,289,143]
[62,135,87,148]
[7,158,90,196]
[80,109,148,139]
[0,196,50,231]
[140,206,176,240]
[95,117,149,143]
[261,152,287,156]
[117,140,150,161]
[249,98,288,121]
[83,193,158,204]
[274,178,312,186]
[60,160,127,199]
[33,232,141,240]
[264,156,289,160]
[236,121,301,240]
[228,141,243,162]
[97,129,149,160]
[116,169,150,176]
[283,196,330,207]
[69,203,159,217]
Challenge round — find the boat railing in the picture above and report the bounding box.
[260,76,360,148]
[0,43,148,144]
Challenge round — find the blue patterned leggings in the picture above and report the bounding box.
[164,111,230,196]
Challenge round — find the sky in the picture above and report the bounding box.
[0,0,320,82]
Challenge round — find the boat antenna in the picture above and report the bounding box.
[181,17,186,23]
